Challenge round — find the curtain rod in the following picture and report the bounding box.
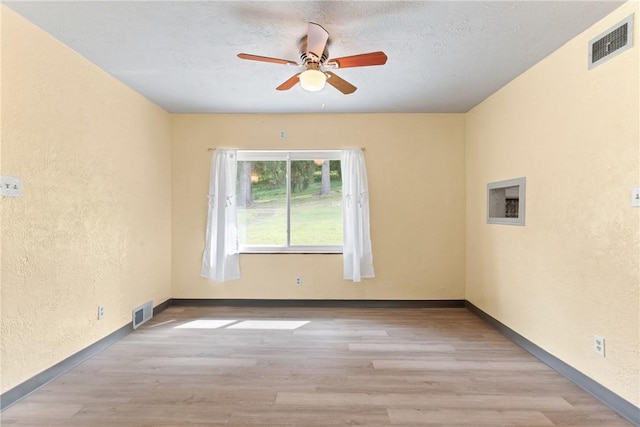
[207,147,366,152]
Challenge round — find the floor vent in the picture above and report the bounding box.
[133,300,153,329]
[589,14,634,69]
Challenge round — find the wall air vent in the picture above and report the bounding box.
[589,14,634,69]
[133,300,153,329]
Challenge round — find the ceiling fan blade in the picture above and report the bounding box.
[238,53,298,66]
[276,73,302,91]
[325,71,357,95]
[306,22,329,59]
[328,51,388,68]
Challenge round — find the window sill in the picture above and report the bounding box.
[240,246,342,255]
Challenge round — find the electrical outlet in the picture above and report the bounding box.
[632,187,640,207]
[0,175,22,197]
[97,305,105,320]
[594,335,605,357]
[295,276,301,286]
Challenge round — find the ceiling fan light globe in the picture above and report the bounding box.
[299,69,326,92]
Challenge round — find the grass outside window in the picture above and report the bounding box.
[236,152,342,253]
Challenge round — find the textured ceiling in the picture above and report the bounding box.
[4,1,624,114]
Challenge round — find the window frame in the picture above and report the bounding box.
[236,150,343,254]
[486,177,526,226]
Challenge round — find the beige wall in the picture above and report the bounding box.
[171,114,466,300]
[0,6,172,393]
[465,2,639,406]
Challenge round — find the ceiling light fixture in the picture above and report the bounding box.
[299,69,326,92]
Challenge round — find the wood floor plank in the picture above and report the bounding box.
[349,343,456,352]
[275,391,575,410]
[387,408,554,425]
[373,359,550,371]
[137,356,258,367]
[0,402,83,418]
[293,329,388,337]
[1,306,632,426]
[229,407,391,425]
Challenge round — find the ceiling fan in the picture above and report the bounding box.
[237,22,387,95]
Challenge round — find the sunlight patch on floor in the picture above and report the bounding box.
[174,319,311,330]
[175,319,237,329]
[228,320,310,330]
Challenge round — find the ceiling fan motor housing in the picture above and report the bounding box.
[299,36,329,65]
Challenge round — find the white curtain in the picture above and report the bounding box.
[341,148,374,282]
[201,149,240,282]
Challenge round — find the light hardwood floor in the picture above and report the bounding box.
[1,306,634,426]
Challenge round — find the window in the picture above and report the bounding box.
[236,150,342,253]
[487,177,526,226]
